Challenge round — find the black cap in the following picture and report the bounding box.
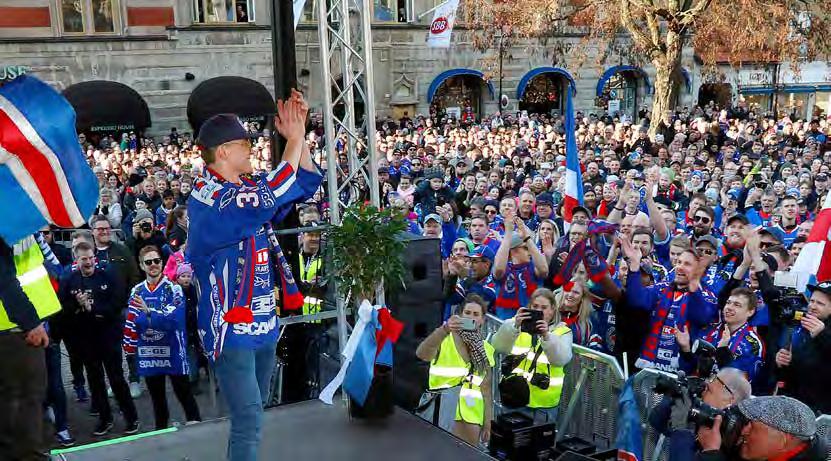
[816,173,828,182]
[808,281,831,297]
[571,205,591,218]
[196,114,249,149]
[726,214,749,226]
[536,192,554,206]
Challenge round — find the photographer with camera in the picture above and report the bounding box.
[697,396,826,461]
[127,209,169,267]
[416,294,495,446]
[491,288,572,423]
[650,368,751,461]
[773,281,831,415]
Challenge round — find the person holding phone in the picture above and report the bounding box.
[416,294,495,446]
[491,288,573,423]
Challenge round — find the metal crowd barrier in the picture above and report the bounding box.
[631,369,675,461]
[555,346,625,450]
[51,227,126,248]
[482,313,625,453]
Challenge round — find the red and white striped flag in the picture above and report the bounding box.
[791,193,831,282]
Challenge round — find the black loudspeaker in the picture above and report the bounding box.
[554,452,596,461]
[388,236,444,410]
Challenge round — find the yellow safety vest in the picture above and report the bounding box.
[510,326,570,409]
[0,236,61,332]
[428,334,495,425]
[299,252,322,322]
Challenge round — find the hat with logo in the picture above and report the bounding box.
[807,280,831,297]
[469,245,495,262]
[424,213,442,224]
[196,114,250,149]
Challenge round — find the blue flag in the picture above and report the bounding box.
[615,377,644,461]
[0,75,98,244]
[342,309,380,406]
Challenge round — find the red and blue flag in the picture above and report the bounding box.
[562,87,584,228]
[0,75,98,243]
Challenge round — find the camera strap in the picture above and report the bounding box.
[525,344,546,378]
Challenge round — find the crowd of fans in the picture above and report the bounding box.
[23,101,831,459]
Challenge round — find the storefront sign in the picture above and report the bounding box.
[738,68,771,86]
[608,99,621,115]
[90,123,136,132]
[0,66,28,80]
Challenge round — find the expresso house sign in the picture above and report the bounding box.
[0,66,28,80]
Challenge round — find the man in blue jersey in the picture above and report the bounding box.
[187,91,322,461]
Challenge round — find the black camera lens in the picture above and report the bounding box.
[529,373,550,390]
[140,223,153,232]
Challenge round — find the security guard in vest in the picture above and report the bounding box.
[0,235,60,461]
[278,221,326,403]
[491,288,573,423]
[416,294,495,446]
[298,221,324,321]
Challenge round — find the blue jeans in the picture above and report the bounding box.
[44,343,68,432]
[214,342,277,461]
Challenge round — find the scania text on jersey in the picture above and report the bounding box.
[232,316,277,336]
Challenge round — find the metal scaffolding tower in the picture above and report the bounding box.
[315,0,382,352]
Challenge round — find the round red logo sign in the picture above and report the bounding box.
[431,17,449,34]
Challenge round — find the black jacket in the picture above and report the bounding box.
[126,231,170,266]
[57,267,125,347]
[166,224,187,252]
[777,322,831,415]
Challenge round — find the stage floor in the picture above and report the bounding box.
[52,399,493,461]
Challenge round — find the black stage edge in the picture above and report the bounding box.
[52,399,493,460]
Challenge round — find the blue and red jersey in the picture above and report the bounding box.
[493,262,541,320]
[186,162,322,362]
[625,274,718,373]
[123,277,189,377]
[699,322,764,382]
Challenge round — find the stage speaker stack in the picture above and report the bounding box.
[488,411,556,460]
[387,236,444,410]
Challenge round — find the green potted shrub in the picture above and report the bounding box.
[325,202,408,418]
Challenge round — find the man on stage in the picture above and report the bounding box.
[187,90,322,461]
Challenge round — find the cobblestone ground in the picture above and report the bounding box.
[48,345,227,449]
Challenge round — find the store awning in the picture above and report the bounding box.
[782,85,819,94]
[738,87,775,95]
[427,69,495,103]
[595,65,653,97]
[62,80,151,133]
[516,67,577,100]
[187,76,275,135]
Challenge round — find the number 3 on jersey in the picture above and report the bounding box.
[236,192,260,208]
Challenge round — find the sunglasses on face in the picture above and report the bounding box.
[693,215,712,224]
[697,247,716,256]
[485,209,498,215]
[142,258,163,266]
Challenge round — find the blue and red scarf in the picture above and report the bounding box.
[265,223,305,312]
[552,220,618,286]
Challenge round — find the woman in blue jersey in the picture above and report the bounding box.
[124,246,201,429]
